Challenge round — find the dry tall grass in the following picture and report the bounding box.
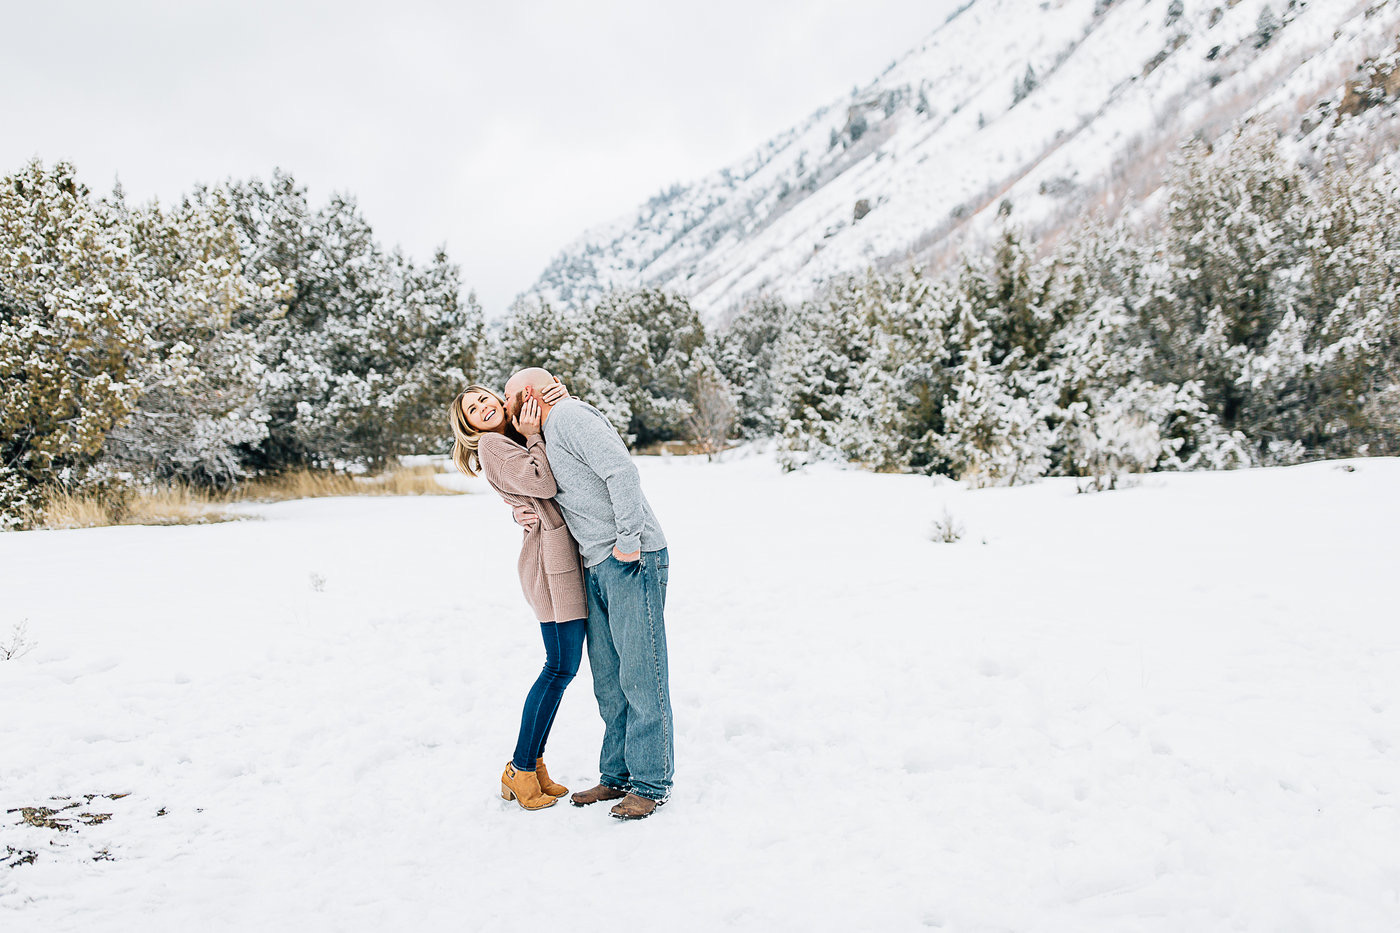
[230,463,460,502]
[39,485,244,530]
[34,463,461,530]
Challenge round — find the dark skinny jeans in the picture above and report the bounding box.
[512,619,586,771]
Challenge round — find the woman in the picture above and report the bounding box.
[449,381,586,812]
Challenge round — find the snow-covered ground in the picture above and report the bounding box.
[2,453,1398,931]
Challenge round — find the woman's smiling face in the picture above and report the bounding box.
[461,388,506,433]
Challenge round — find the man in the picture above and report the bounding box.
[502,367,673,820]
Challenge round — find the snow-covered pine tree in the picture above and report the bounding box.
[1037,215,1253,481]
[1134,126,1400,465]
[224,173,480,471]
[876,269,959,474]
[580,288,706,448]
[771,272,906,471]
[1013,65,1038,105]
[101,184,269,488]
[283,190,395,466]
[961,228,1057,368]
[1254,5,1281,49]
[1267,156,1400,458]
[222,170,323,471]
[937,337,1051,487]
[0,161,149,526]
[339,248,481,463]
[485,296,633,439]
[709,295,788,438]
[771,269,966,473]
[1140,128,1313,464]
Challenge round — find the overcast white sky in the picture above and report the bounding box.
[2,0,955,314]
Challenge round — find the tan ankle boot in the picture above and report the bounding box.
[535,758,567,797]
[500,762,557,810]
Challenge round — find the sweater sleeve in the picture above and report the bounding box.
[479,433,557,499]
[561,408,646,555]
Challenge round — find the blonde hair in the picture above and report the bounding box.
[448,385,508,477]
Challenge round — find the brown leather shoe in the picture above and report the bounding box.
[500,763,557,811]
[609,793,660,820]
[570,783,627,807]
[535,758,567,797]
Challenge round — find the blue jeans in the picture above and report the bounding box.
[512,620,586,771]
[584,548,673,801]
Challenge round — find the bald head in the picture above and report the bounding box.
[503,366,557,421]
[504,367,555,400]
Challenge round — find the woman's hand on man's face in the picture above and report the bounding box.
[540,379,569,405]
[515,395,542,436]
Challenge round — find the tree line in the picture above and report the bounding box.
[1,165,479,526]
[752,128,1398,485]
[3,126,1396,529]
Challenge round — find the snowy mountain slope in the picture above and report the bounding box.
[528,0,1400,318]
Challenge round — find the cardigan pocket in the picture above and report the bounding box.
[540,522,579,575]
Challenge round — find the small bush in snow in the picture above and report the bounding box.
[1,620,35,660]
[928,508,964,543]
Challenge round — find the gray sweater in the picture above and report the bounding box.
[541,399,667,568]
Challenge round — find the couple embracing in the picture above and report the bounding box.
[448,368,673,821]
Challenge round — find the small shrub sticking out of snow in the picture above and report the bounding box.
[1,620,34,660]
[928,508,964,543]
[1076,474,1141,494]
[5,794,133,866]
[5,845,38,868]
[309,572,326,593]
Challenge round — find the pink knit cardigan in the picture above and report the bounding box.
[477,432,588,623]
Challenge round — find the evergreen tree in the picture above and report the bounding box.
[961,228,1056,368]
[848,113,868,144]
[1013,65,1038,105]
[582,288,706,447]
[1254,6,1280,49]
[489,288,706,447]
[772,273,893,470]
[0,161,149,525]
[772,270,954,472]
[937,332,1051,487]
[710,295,788,438]
[102,184,269,488]
[877,271,960,473]
[1141,129,1308,450]
[223,173,481,470]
